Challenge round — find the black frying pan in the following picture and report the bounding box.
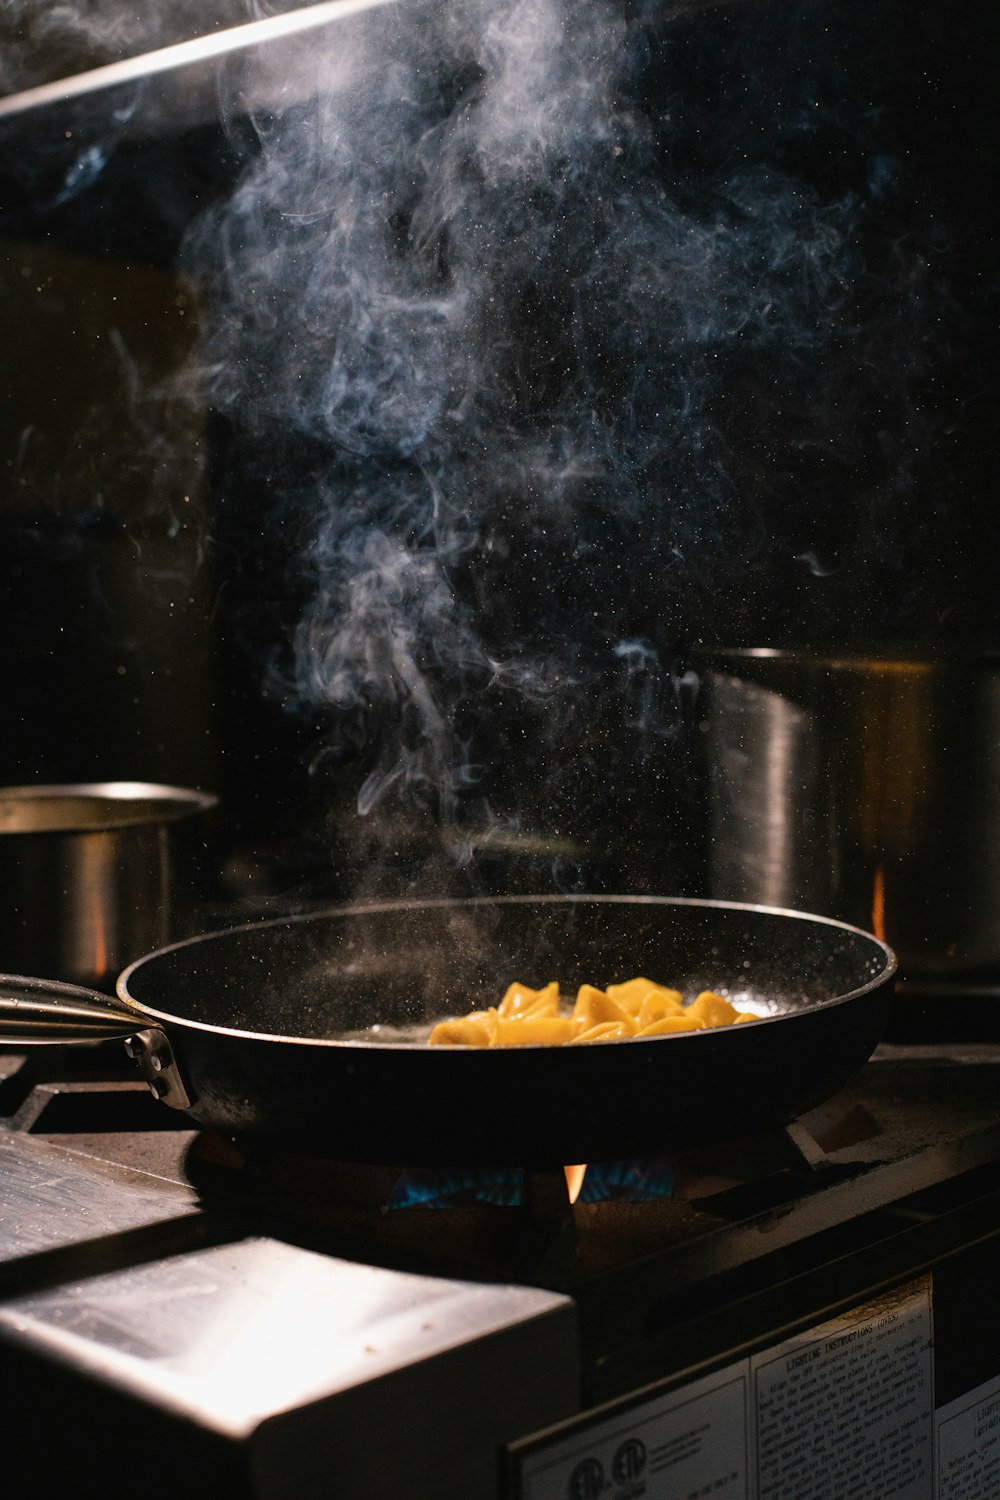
[0,896,896,1165]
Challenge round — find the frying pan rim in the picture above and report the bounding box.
[116,894,897,1050]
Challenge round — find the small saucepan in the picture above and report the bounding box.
[0,781,216,988]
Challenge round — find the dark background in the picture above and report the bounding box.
[0,0,996,908]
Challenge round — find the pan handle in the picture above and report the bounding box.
[0,972,148,1043]
[0,972,191,1109]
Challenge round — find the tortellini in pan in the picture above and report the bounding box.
[428,977,758,1046]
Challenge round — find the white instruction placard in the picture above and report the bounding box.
[514,1277,936,1500]
[518,1360,750,1500]
[937,1374,1000,1500]
[750,1277,934,1500]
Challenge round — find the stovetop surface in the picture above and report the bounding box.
[3,1040,1000,1284]
[3,1039,1000,1448]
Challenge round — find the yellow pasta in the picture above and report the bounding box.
[572,1020,635,1043]
[607,978,685,1021]
[427,1009,500,1046]
[687,990,742,1028]
[572,985,633,1031]
[498,981,560,1019]
[636,1013,707,1036]
[427,979,758,1046]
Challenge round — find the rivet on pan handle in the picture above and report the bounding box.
[0,971,193,1110]
[124,1029,192,1110]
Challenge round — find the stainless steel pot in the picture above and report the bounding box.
[699,650,1000,977]
[0,782,216,988]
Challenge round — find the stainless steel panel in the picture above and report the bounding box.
[0,1223,578,1498]
[0,1130,201,1261]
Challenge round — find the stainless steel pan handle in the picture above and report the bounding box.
[0,973,191,1108]
[0,972,144,1041]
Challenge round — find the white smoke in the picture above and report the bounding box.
[3,0,963,889]
[177,0,952,880]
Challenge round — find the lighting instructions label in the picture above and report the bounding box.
[750,1277,933,1500]
[936,1374,1000,1500]
[514,1278,934,1500]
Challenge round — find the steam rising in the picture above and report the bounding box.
[178,0,956,887]
[0,0,953,894]
[0,0,988,900]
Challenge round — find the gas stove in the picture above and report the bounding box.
[3,1032,1000,1498]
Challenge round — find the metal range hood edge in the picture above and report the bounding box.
[0,0,402,136]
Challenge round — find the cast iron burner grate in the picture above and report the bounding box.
[173,1112,856,1289]
[7,1042,1000,1293]
[185,1112,839,1207]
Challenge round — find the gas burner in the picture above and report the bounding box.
[387,1159,678,1208]
[187,1144,680,1211]
[184,1113,838,1215]
[173,1106,885,1290]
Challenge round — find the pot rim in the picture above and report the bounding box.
[0,781,217,835]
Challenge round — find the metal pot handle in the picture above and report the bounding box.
[0,972,145,1041]
[0,973,192,1109]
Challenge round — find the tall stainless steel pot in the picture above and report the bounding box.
[699,650,1000,977]
[0,782,216,989]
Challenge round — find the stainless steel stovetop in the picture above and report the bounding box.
[3,1038,1000,1499]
